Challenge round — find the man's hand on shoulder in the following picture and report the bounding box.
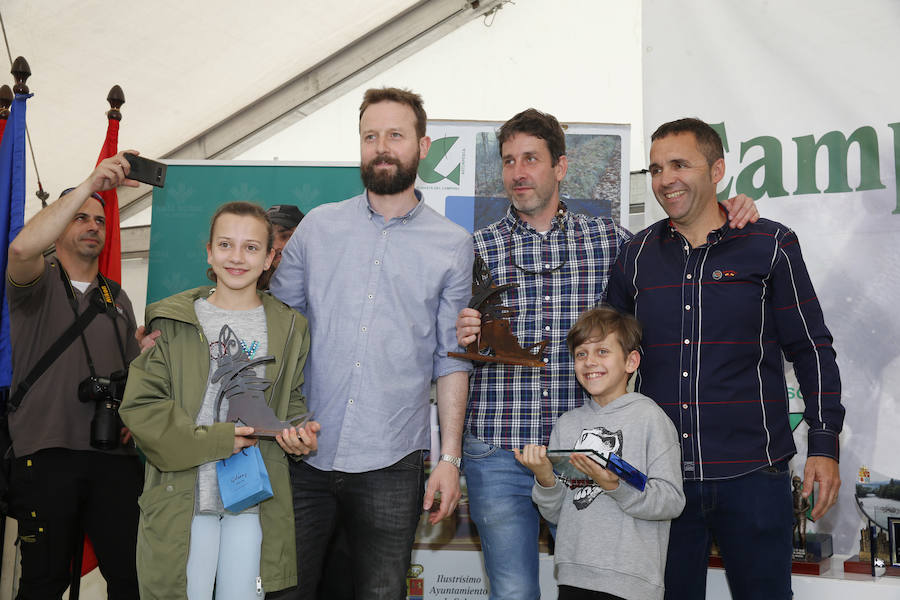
[803,455,841,520]
[135,326,161,353]
[721,193,759,229]
[423,459,461,525]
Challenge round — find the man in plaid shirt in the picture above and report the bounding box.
[456,109,758,599]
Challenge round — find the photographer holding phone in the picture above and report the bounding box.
[5,152,145,598]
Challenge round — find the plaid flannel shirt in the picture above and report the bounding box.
[464,204,631,450]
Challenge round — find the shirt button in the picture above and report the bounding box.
[348,398,354,404]
[685,304,691,310]
[683,245,689,252]
[686,274,692,280]
[543,357,549,363]
[544,263,551,269]
[374,260,380,265]
[682,371,688,377]
[682,403,688,409]
[682,433,689,438]
[544,326,551,331]
[355,362,361,368]
[544,295,551,301]
[361,326,367,332]
[542,390,549,397]
[684,339,690,345]
[368,294,374,299]
[382,230,388,236]
[402,219,408,224]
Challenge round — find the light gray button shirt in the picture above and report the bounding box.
[270,191,473,472]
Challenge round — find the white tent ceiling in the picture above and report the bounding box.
[1,0,502,222]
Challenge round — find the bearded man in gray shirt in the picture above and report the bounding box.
[269,87,472,599]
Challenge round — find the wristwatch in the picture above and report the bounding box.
[440,454,462,468]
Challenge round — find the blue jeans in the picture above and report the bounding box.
[463,435,542,600]
[664,462,793,600]
[187,513,263,600]
[280,451,425,600]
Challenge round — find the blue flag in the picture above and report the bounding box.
[0,93,32,389]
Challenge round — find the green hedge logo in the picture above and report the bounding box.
[419,136,461,184]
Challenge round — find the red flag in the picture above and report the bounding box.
[80,538,98,576]
[77,117,121,578]
[95,117,121,281]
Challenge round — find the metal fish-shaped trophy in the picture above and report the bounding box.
[211,324,311,437]
[449,255,547,367]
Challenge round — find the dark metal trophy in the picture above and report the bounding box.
[787,472,834,574]
[212,324,311,436]
[449,256,547,367]
[791,475,813,559]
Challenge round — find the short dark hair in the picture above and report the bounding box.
[206,201,274,284]
[497,108,566,166]
[60,187,105,208]
[359,87,427,139]
[651,118,724,166]
[567,306,642,357]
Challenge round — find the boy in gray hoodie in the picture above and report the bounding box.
[515,307,685,600]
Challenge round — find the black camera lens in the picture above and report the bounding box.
[79,372,127,449]
[90,399,122,450]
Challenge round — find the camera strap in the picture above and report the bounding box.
[6,264,123,414]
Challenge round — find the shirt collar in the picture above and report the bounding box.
[52,256,100,294]
[504,200,570,234]
[364,189,425,222]
[665,205,730,246]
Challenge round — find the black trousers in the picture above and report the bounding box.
[558,585,626,600]
[9,448,143,600]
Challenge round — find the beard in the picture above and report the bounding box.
[361,153,419,195]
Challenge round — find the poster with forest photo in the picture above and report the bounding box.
[416,120,630,233]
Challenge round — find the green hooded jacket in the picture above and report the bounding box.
[120,287,309,598]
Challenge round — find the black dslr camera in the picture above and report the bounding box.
[78,369,128,450]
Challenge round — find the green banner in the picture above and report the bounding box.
[147,162,362,305]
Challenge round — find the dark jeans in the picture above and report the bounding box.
[558,586,624,600]
[9,448,143,600]
[278,451,425,600]
[664,461,793,600]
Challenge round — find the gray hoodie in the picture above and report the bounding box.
[532,392,685,599]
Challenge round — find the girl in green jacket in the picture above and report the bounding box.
[122,202,319,599]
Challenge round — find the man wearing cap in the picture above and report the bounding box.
[5,153,145,598]
[267,204,305,269]
[259,205,305,290]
